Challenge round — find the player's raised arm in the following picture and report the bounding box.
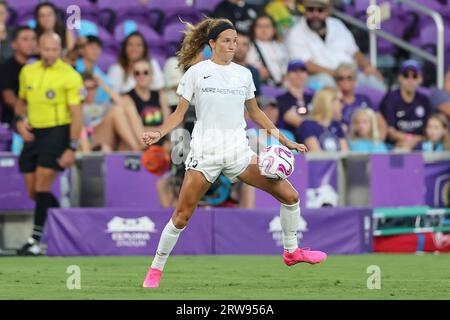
[245,97,308,153]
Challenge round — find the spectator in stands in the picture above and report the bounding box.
[122,58,171,141]
[15,33,83,256]
[429,69,450,121]
[79,72,143,152]
[265,0,303,38]
[233,32,261,97]
[418,113,450,152]
[247,95,296,153]
[107,31,164,94]
[349,108,388,153]
[63,36,86,67]
[164,45,208,113]
[0,0,13,63]
[212,0,261,35]
[380,60,432,151]
[163,56,184,113]
[246,15,288,86]
[296,87,349,152]
[75,35,112,105]
[335,63,387,139]
[276,59,313,136]
[286,0,385,92]
[34,2,75,52]
[0,27,36,126]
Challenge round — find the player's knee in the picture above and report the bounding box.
[282,189,299,205]
[172,211,190,229]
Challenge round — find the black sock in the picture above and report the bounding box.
[32,192,56,242]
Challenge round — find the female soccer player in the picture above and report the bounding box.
[141,18,327,288]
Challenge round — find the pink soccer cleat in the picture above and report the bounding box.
[283,248,327,266]
[142,268,163,288]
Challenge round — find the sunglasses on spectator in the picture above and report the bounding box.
[335,75,354,81]
[306,7,326,13]
[134,70,150,77]
[401,72,418,79]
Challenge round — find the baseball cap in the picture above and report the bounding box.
[258,95,278,109]
[303,0,331,8]
[287,59,307,72]
[399,60,422,75]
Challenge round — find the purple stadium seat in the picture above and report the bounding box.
[148,0,194,11]
[0,124,12,152]
[97,0,148,11]
[98,0,164,32]
[377,15,408,55]
[6,0,38,11]
[53,0,99,22]
[163,22,185,44]
[151,48,167,69]
[195,0,222,14]
[113,21,163,47]
[261,85,286,99]
[97,51,117,73]
[419,22,450,50]
[417,86,431,97]
[355,85,385,109]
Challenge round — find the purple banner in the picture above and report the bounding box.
[104,154,163,209]
[45,208,213,256]
[214,208,372,255]
[44,207,372,256]
[425,161,450,207]
[0,154,69,210]
[370,154,425,206]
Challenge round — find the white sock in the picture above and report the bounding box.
[280,201,300,253]
[151,219,185,271]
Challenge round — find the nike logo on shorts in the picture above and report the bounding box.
[204,75,212,79]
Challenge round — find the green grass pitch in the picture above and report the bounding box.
[1,254,450,300]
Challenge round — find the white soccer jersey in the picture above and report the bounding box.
[177,59,256,158]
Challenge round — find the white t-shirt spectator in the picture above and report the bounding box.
[246,39,288,85]
[286,17,359,70]
[163,56,184,107]
[107,58,165,93]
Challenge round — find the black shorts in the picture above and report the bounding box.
[19,125,70,173]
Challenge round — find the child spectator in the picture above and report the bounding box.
[349,108,388,153]
[419,113,450,152]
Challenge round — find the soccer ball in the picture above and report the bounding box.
[258,145,295,179]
